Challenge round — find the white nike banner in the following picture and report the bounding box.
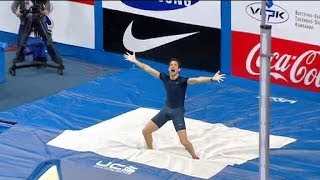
[123,21,199,52]
[102,1,221,29]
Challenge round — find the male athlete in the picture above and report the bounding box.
[124,52,225,159]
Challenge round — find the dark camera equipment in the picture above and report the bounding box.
[29,0,48,13]
[9,0,64,76]
[31,0,49,5]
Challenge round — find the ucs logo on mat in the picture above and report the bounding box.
[246,2,289,24]
[94,160,138,175]
[121,0,199,11]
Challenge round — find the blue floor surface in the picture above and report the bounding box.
[0,52,120,111]
[0,56,319,179]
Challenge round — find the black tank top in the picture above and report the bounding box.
[160,73,188,108]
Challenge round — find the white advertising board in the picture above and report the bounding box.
[103,1,221,28]
[232,1,320,46]
[0,1,95,49]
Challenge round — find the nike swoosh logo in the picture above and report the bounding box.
[123,21,199,52]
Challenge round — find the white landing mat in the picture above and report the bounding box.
[48,108,296,179]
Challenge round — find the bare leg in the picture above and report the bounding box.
[142,120,159,149]
[177,130,198,159]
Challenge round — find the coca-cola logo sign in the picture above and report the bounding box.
[247,43,320,88]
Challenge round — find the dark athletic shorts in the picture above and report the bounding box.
[151,106,186,131]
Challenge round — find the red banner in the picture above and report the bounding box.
[70,0,94,5]
[232,31,320,92]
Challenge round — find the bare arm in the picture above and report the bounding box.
[187,70,225,85]
[124,52,160,79]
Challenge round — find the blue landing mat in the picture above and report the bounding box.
[0,63,319,179]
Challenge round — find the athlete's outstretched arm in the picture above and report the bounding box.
[187,70,225,85]
[124,52,160,79]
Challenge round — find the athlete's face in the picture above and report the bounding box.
[169,61,180,76]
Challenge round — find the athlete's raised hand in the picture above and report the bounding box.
[212,70,225,83]
[124,52,137,63]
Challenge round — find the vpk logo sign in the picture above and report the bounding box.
[94,160,138,175]
[121,0,199,11]
[246,2,289,24]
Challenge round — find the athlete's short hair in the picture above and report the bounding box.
[169,58,181,68]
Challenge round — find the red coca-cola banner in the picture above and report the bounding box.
[232,31,320,92]
[70,0,94,5]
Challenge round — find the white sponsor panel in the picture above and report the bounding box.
[232,1,320,46]
[0,2,21,35]
[46,1,95,49]
[0,1,94,49]
[102,1,221,28]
